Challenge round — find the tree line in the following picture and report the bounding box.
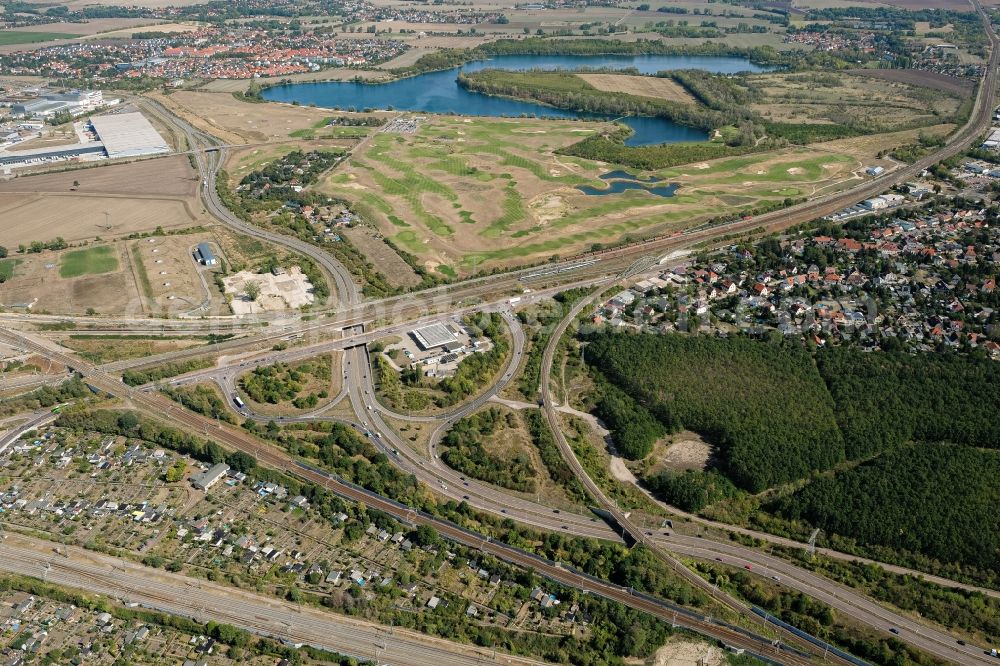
[771,443,1000,573]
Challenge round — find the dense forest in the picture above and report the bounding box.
[644,468,740,513]
[441,408,536,493]
[592,380,666,460]
[771,443,1000,571]
[161,385,237,424]
[817,347,1000,458]
[560,132,751,171]
[583,332,844,491]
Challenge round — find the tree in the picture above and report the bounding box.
[117,411,139,433]
[411,525,440,547]
[0,246,7,259]
[244,280,261,301]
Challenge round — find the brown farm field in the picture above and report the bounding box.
[0,155,199,198]
[0,243,140,315]
[0,193,204,247]
[0,18,170,53]
[577,73,695,104]
[81,21,202,39]
[340,225,421,288]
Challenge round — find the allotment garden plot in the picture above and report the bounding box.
[321,116,862,276]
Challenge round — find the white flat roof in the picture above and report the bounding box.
[90,111,169,158]
[411,322,457,350]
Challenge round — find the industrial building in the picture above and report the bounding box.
[410,322,458,351]
[194,242,217,266]
[190,463,230,491]
[89,112,169,159]
[982,127,1000,150]
[0,143,105,168]
[12,90,104,119]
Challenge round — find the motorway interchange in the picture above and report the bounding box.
[3,3,1000,661]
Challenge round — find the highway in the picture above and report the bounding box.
[0,326,821,663]
[0,533,547,666]
[4,0,999,659]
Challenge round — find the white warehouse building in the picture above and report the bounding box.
[89,112,169,159]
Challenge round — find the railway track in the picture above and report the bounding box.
[0,327,828,663]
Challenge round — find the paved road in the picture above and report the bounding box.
[0,327,822,664]
[664,537,995,665]
[0,410,57,456]
[533,281,996,666]
[136,96,361,310]
[0,533,546,666]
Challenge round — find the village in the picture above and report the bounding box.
[593,197,998,356]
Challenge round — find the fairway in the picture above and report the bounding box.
[59,246,120,278]
[0,31,80,45]
[321,116,862,276]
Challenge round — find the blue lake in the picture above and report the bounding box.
[262,54,771,146]
[578,171,679,197]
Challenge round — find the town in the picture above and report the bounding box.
[595,196,998,356]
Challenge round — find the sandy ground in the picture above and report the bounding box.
[151,90,362,144]
[662,432,712,472]
[578,73,696,104]
[653,639,725,666]
[223,266,315,313]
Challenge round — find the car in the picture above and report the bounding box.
[645,531,653,536]
[744,564,752,570]
[662,532,670,537]
[771,575,780,582]
[500,509,507,514]
[463,481,469,486]
[553,509,560,514]
[561,525,568,530]
[715,557,722,562]
[889,628,899,635]
[957,640,966,646]
[462,495,470,500]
